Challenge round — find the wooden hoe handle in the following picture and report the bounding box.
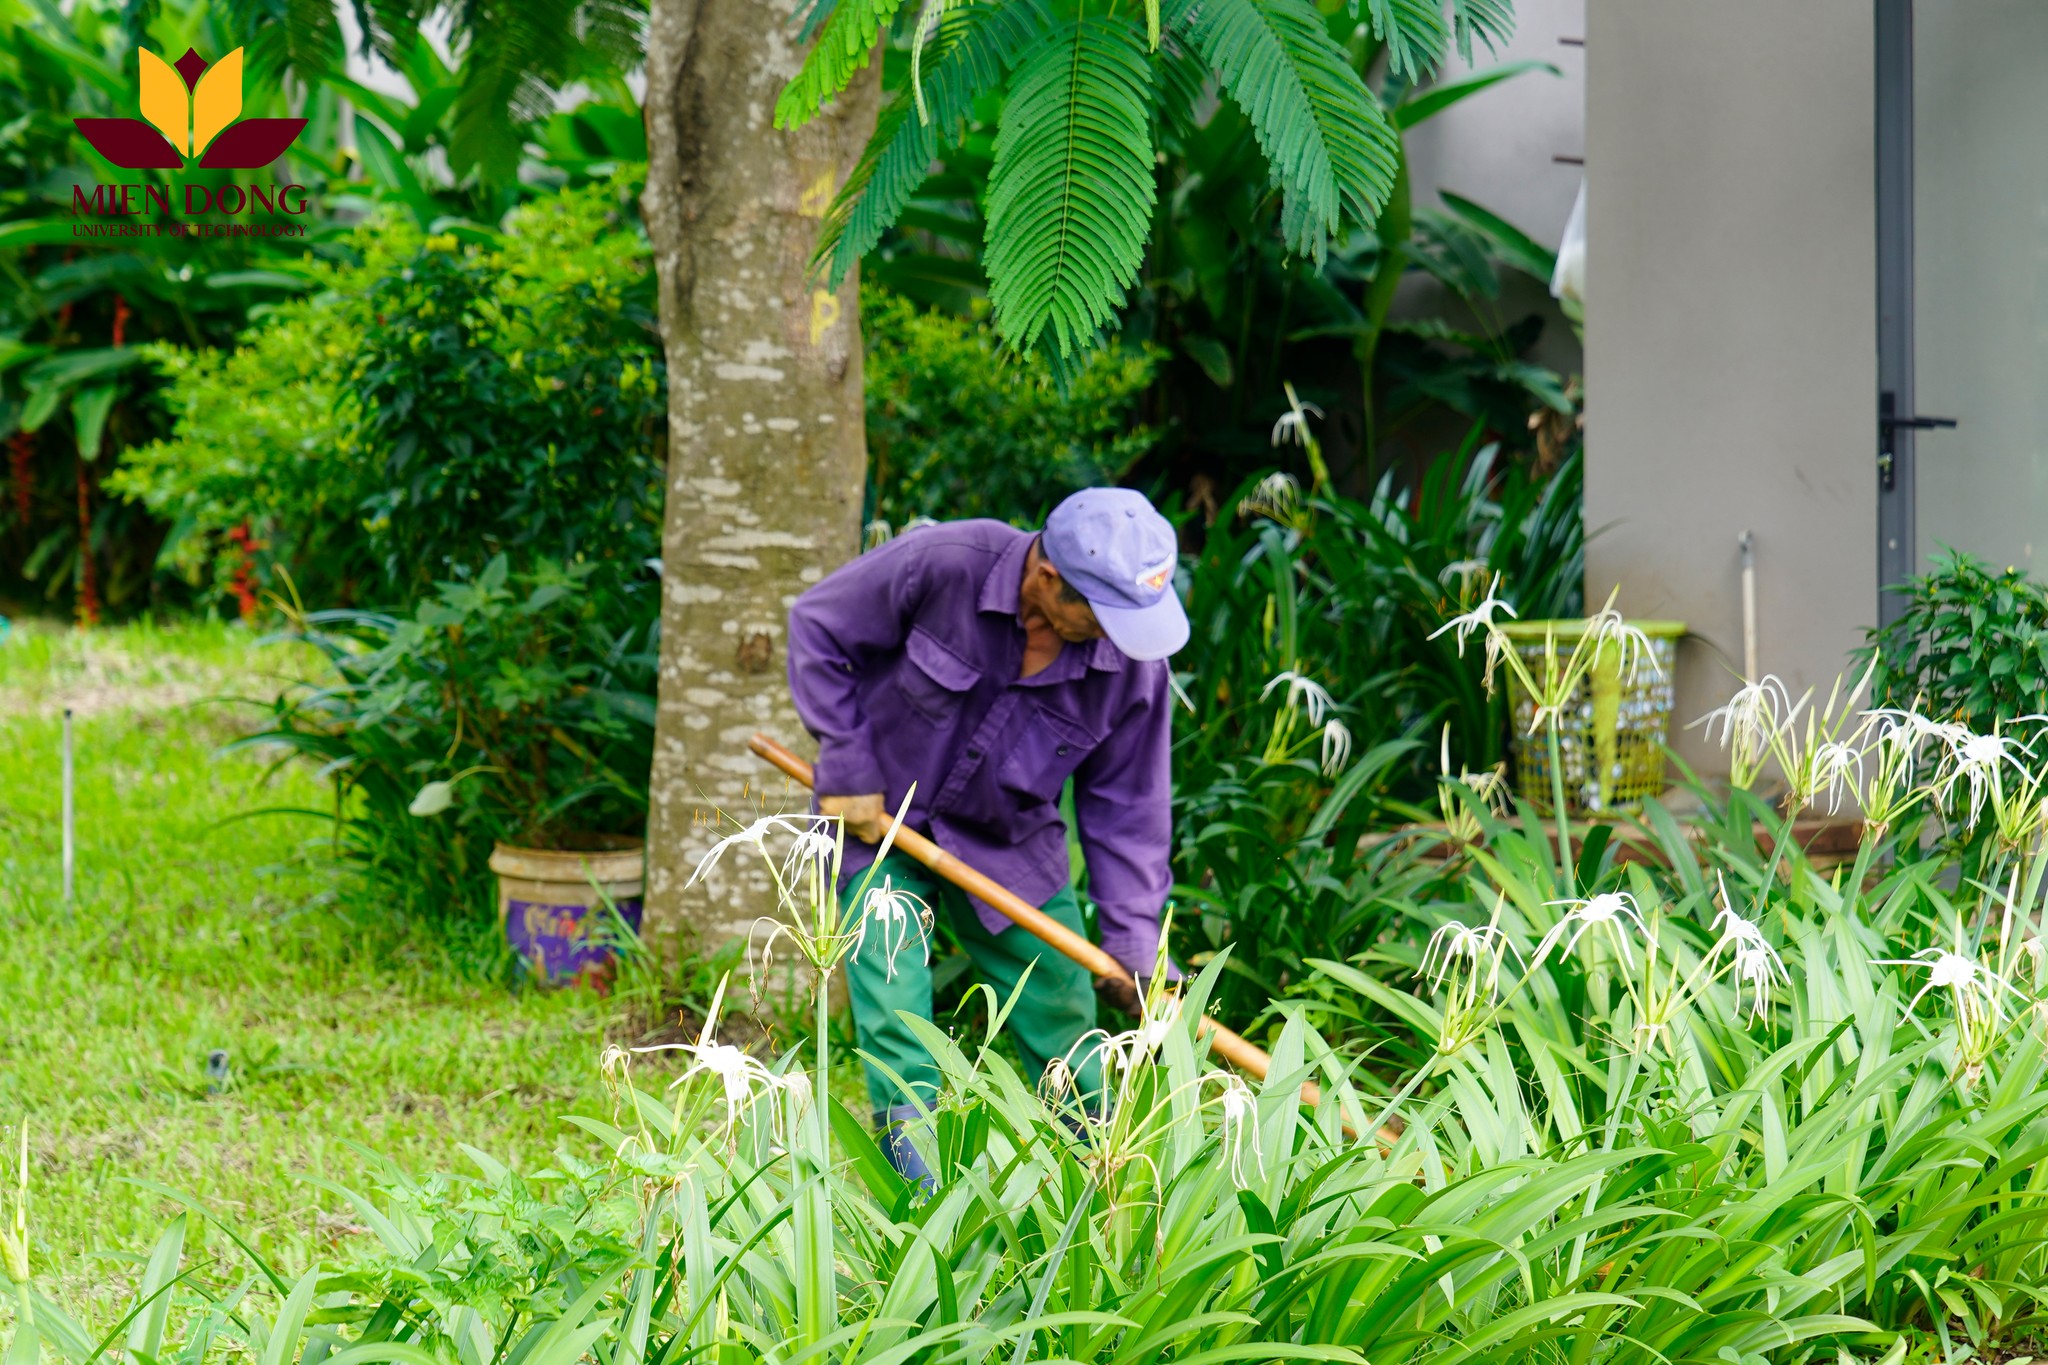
[745,732,1332,1109]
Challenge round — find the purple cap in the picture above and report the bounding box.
[1041,488,1189,661]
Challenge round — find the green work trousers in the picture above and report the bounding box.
[843,853,1104,1114]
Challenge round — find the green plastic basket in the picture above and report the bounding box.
[1499,619,1686,815]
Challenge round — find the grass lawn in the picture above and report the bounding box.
[0,619,628,1319]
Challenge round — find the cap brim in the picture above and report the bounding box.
[1091,591,1189,662]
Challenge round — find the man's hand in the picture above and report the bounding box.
[819,792,891,844]
[1093,972,1154,1020]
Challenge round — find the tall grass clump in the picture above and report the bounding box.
[1171,396,1583,1020]
[24,683,2048,1360]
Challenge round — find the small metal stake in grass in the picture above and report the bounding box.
[62,705,75,903]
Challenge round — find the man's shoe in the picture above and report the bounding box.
[876,1105,936,1193]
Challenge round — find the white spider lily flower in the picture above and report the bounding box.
[1866,706,1960,768]
[1438,559,1492,597]
[862,519,894,550]
[1262,670,1336,726]
[1534,891,1651,970]
[1706,875,1787,1021]
[1068,988,1184,1088]
[1270,393,1324,448]
[1728,941,1789,1022]
[1691,676,1800,789]
[1437,725,1509,842]
[1428,574,1519,659]
[683,1043,779,1112]
[1875,946,2023,1035]
[853,877,933,982]
[1710,900,1772,959]
[1419,920,1524,996]
[1038,1056,1080,1111]
[1461,766,1509,815]
[687,815,832,887]
[1935,725,2037,829]
[1811,739,1864,815]
[1417,925,1531,1010]
[780,826,839,883]
[1255,471,1300,503]
[1429,574,1519,693]
[1139,993,1182,1052]
[1853,708,1935,831]
[1320,718,1353,777]
[1216,1077,1263,1189]
[1584,602,1659,686]
[634,975,784,1136]
[1244,472,1301,522]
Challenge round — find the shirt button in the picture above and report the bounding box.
[1057,744,1070,756]
[967,748,981,759]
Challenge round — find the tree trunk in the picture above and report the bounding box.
[641,0,877,952]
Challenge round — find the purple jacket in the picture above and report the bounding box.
[786,520,1173,975]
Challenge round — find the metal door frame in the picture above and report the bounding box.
[1874,0,1913,627]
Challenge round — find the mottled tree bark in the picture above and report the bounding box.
[641,0,877,950]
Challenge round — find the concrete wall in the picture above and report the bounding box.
[1584,0,1876,773]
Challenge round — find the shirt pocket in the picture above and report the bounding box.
[997,702,1104,803]
[895,625,981,725]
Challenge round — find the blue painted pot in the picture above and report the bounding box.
[488,836,646,988]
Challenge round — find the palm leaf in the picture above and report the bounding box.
[1362,0,1449,79]
[776,0,912,129]
[1450,0,1516,63]
[812,0,1047,286]
[984,16,1156,357]
[1176,0,1398,262]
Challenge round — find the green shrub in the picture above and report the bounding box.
[113,172,663,611]
[861,287,1159,527]
[1170,427,1584,1018]
[244,555,656,924]
[1862,546,2048,735]
[113,177,664,931]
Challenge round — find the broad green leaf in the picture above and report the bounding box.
[984,17,1156,356]
[124,1216,187,1361]
[258,1269,321,1365]
[71,383,117,463]
[1394,58,1559,128]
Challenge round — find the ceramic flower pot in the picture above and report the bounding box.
[487,835,645,988]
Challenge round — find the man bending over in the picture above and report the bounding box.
[786,488,1186,1184]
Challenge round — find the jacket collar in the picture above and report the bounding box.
[977,528,1125,674]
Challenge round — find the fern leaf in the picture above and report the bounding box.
[908,0,951,121]
[776,0,911,129]
[1363,0,1450,79]
[984,16,1156,357]
[812,0,1047,286]
[1449,0,1515,64]
[1177,0,1398,261]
